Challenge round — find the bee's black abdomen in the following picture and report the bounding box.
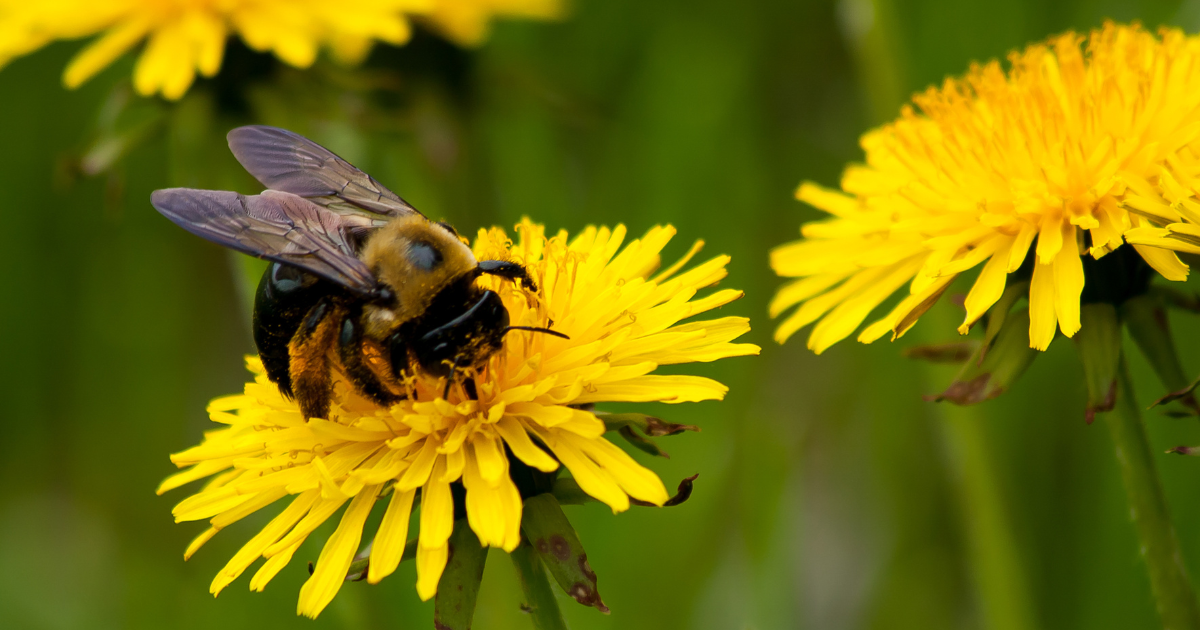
[253,263,329,396]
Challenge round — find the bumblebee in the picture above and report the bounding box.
[152,126,562,420]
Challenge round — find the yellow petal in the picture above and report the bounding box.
[807,258,923,354]
[64,17,151,89]
[157,459,236,495]
[210,487,289,529]
[442,447,466,483]
[471,433,507,483]
[1131,243,1189,281]
[250,542,300,592]
[562,433,668,505]
[774,265,894,343]
[534,427,628,512]
[418,459,454,550]
[959,238,1014,333]
[1035,215,1064,264]
[264,496,346,557]
[298,485,380,618]
[1028,261,1057,350]
[134,22,195,99]
[184,527,218,561]
[367,487,417,584]
[395,438,438,491]
[573,375,729,404]
[462,453,522,550]
[858,274,954,343]
[495,417,559,472]
[795,181,861,217]
[415,543,449,601]
[211,491,318,596]
[1052,226,1084,338]
[1007,223,1038,272]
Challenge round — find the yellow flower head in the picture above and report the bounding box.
[158,220,758,618]
[772,22,1200,353]
[0,0,562,100]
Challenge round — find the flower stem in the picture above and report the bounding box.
[1107,355,1200,630]
[511,542,568,630]
[922,307,1036,630]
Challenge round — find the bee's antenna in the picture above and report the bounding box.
[503,326,570,340]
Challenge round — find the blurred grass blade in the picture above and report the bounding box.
[76,82,166,177]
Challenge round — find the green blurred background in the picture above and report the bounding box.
[8,1,1200,628]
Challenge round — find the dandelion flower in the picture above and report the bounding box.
[772,22,1200,353]
[424,0,560,46]
[158,220,758,618]
[0,0,562,100]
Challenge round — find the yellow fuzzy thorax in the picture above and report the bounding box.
[360,214,478,328]
[158,219,759,618]
[772,22,1200,353]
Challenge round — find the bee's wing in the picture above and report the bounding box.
[226,125,420,220]
[151,187,379,295]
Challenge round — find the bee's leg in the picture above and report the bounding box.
[338,306,405,408]
[289,297,343,420]
[477,260,538,293]
[441,359,465,400]
[438,360,479,401]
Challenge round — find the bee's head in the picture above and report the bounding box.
[409,289,510,378]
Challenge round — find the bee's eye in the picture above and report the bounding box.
[408,240,443,271]
[437,221,459,237]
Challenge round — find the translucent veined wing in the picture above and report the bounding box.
[226,125,420,221]
[151,188,380,295]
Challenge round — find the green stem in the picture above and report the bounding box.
[1107,356,1200,630]
[937,404,1037,630]
[511,543,568,630]
[922,306,1036,630]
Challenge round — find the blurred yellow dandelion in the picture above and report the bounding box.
[424,0,560,46]
[0,0,562,100]
[158,220,758,618]
[772,22,1200,353]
